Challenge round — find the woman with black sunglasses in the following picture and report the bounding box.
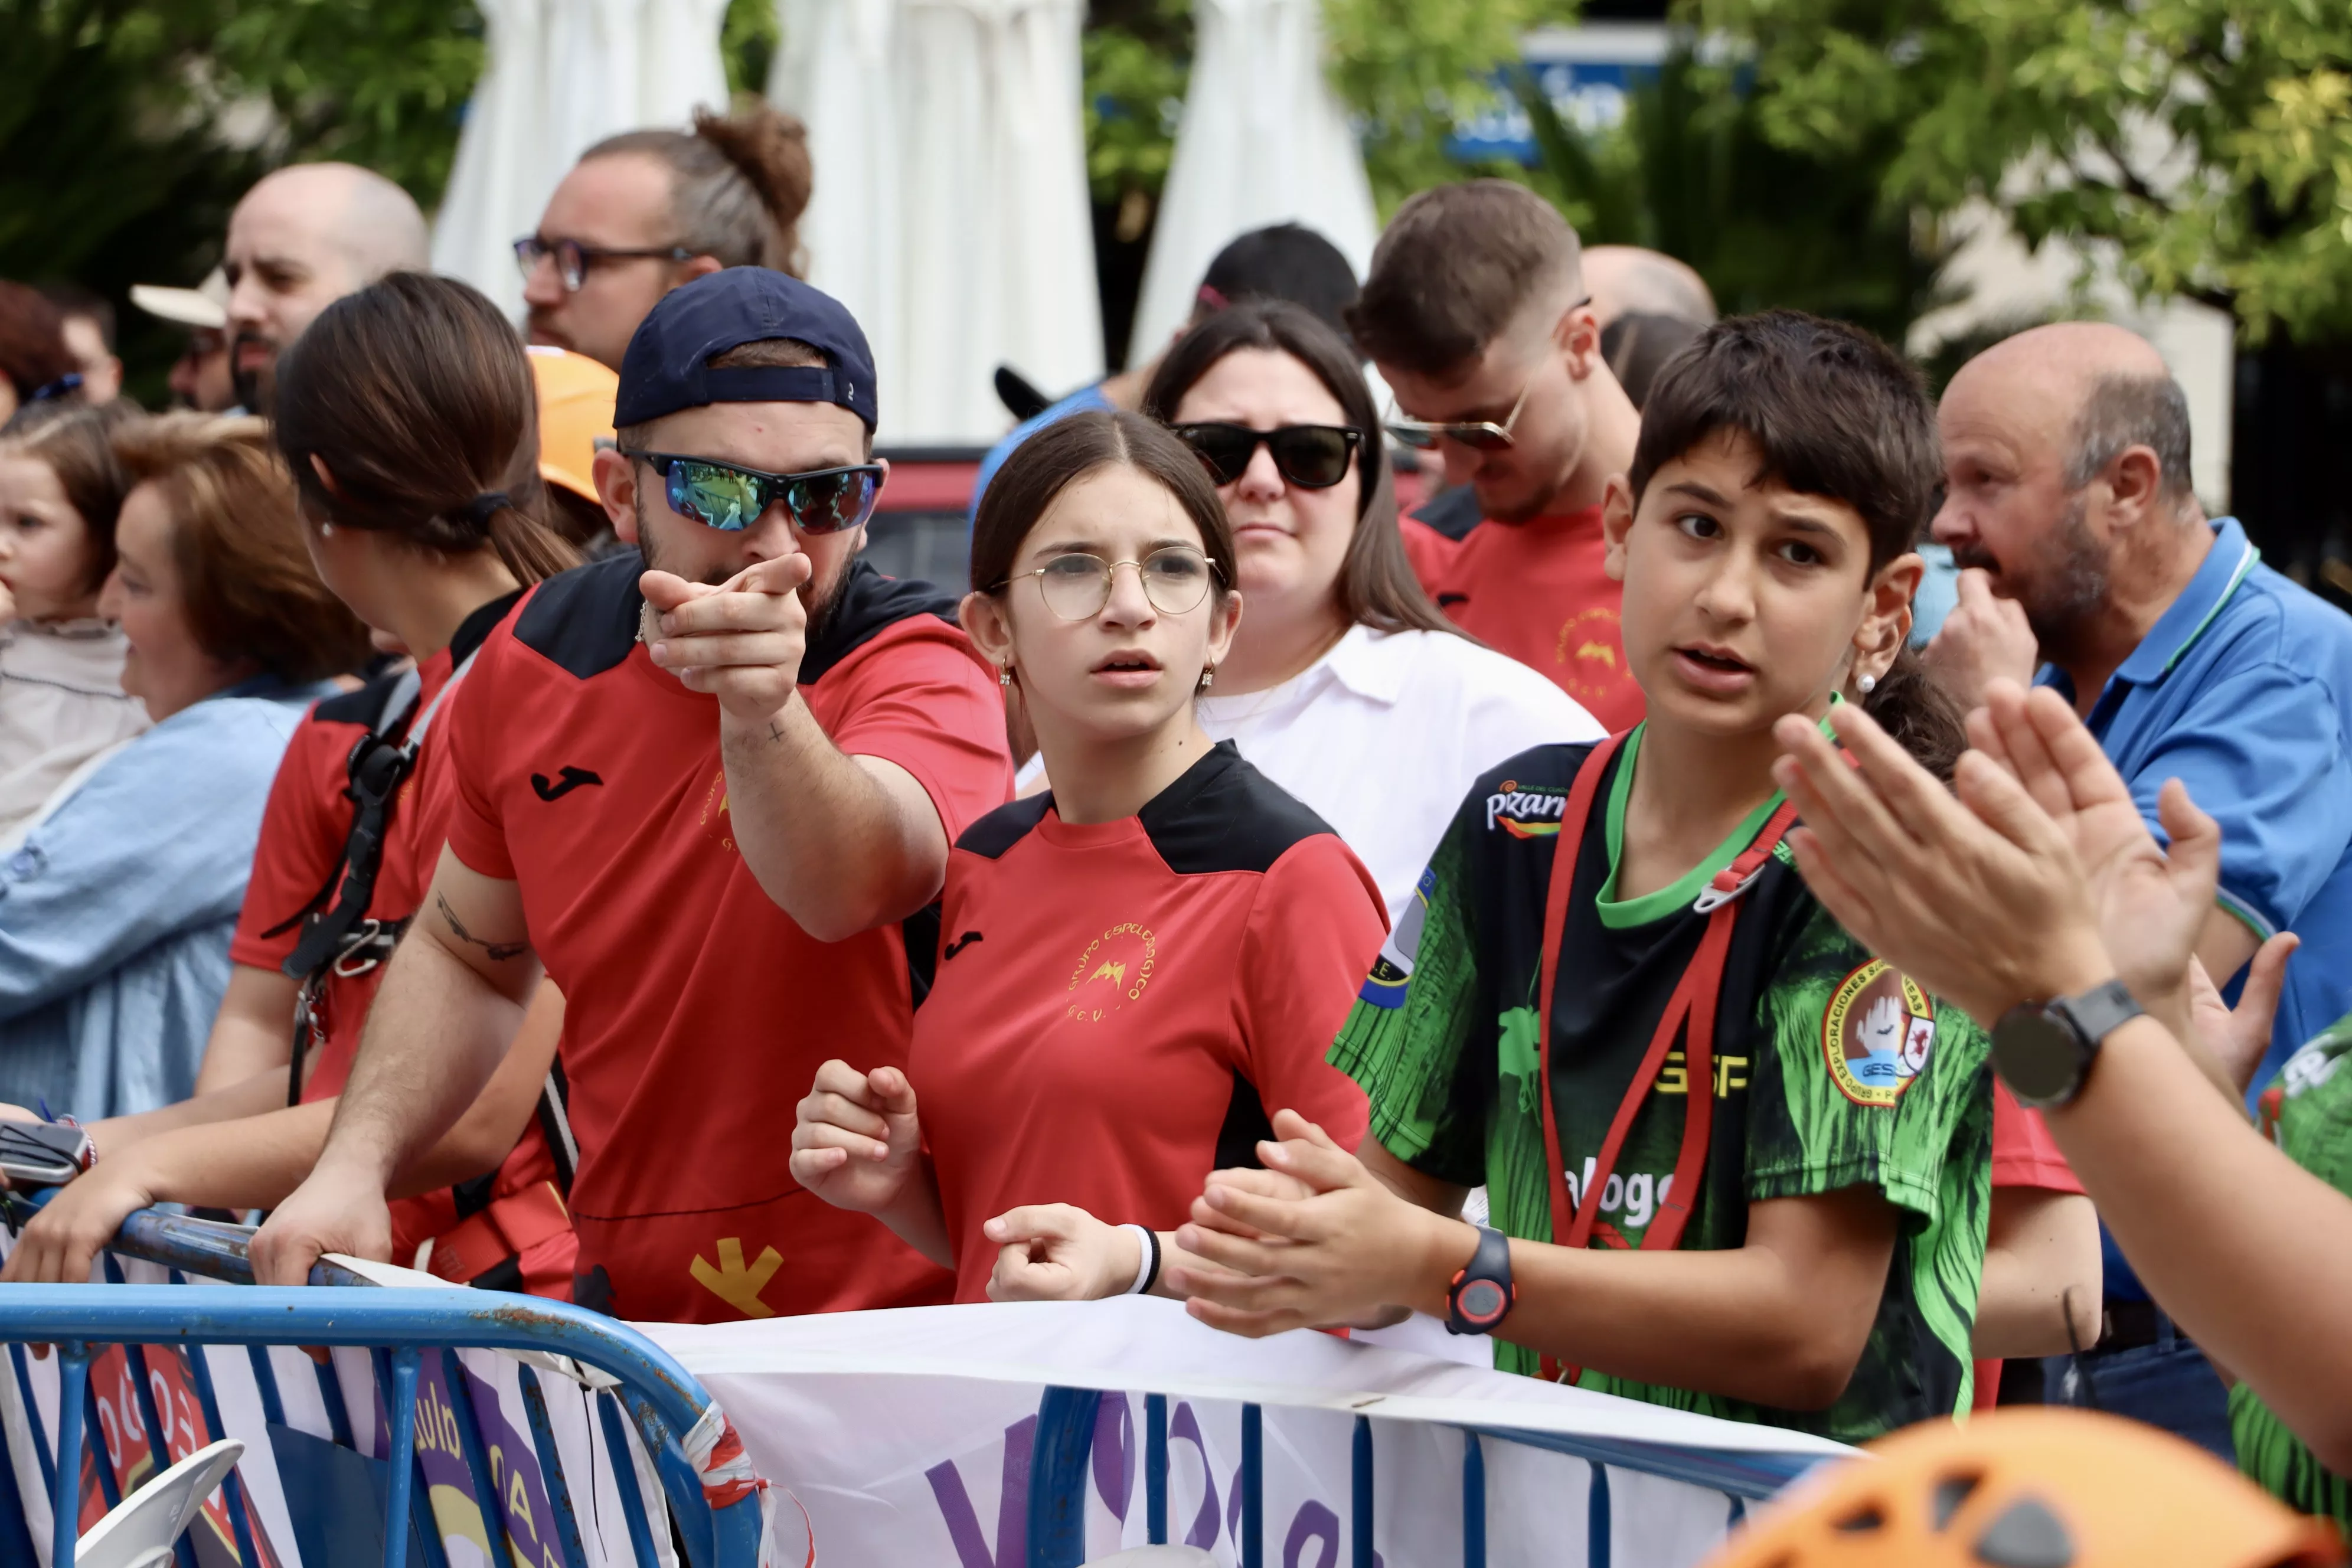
[789,409,1385,1306]
[1128,300,1602,923]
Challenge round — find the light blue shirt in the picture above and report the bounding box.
[2041,520,2352,1305]
[1910,541,1962,644]
[966,383,1116,528]
[0,675,332,1118]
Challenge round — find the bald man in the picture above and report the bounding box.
[223,162,429,408]
[1931,319,2352,1451]
[1581,244,1716,327]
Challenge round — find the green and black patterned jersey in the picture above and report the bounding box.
[1333,732,1994,1443]
[2232,1014,2352,1530]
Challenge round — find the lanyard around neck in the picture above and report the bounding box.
[1531,729,1799,1383]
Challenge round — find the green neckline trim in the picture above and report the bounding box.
[2160,537,2260,677]
[1595,701,1838,930]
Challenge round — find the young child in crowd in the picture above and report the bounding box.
[1173,311,1997,1442]
[790,409,1386,1304]
[0,402,148,841]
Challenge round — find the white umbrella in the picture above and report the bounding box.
[430,0,733,321]
[1126,0,1380,367]
[774,0,1104,446]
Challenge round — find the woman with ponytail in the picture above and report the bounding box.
[4,274,586,1301]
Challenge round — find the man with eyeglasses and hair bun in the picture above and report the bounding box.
[253,269,1015,1322]
[1350,181,1645,731]
[520,106,814,374]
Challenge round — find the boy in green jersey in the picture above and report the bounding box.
[1168,312,1995,1442]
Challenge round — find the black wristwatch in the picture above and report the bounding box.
[1990,978,2144,1109]
[1446,1225,1515,1335]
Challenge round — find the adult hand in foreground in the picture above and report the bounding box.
[249,1161,394,1286]
[1172,1110,1471,1338]
[1923,568,2038,707]
[1769,700,2113,1027]
[1965,680,2219,1018]
[641,551,814,727]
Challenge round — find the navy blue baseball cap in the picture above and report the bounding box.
[614,269,878,432]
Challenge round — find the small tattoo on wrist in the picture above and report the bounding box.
[435,892,527,962]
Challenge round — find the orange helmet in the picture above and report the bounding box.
[1706,1409,2343,1568]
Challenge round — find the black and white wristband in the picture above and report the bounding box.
[1121,1223,1162,1296]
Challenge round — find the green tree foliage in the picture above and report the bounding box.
[1079,0,1582,221]
[1517,52,1952,347]
[1319,0,1580,208]
[4,0,786,400]
[1694,0,2352,344]
[1083,0,1192,239]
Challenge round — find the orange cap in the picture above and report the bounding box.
[1706,1409,2343,1568]
[527,345,618,504]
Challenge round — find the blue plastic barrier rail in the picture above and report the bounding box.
[0,1208,763,1568]
[3,1208,1831,1568]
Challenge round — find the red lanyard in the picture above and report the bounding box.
[1531,731,1799,1383]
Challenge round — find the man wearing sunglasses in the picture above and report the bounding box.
[1345,181,1646,731]
[253,269,1015,1324]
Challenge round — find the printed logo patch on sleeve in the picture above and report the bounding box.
[1822,959,1937,1107]
[1359,866,1433,1008]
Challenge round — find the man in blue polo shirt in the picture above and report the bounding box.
[1929,319,2352,1451]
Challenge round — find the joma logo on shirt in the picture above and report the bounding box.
[1486,779,1569,838]
[1066,922,1155,1023]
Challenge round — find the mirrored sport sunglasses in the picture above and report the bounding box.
[623,450,884,534]
[1171,422,1361,489]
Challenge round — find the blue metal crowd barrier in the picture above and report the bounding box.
[0,1207,1830,1568]
[0,1208,762,1568]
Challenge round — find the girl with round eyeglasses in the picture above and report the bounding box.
[789,409,1385,1306]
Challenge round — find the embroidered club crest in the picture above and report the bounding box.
[1822,960,1936,1107]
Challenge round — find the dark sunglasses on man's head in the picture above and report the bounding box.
[1170,423,1361,489]
[622,450,884,534]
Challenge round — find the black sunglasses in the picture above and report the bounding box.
[1171,423,1361,489]
[622,450,884,534]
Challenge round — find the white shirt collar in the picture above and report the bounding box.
[1318,623,1413,707]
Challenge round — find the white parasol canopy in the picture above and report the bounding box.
[772,0,1105,446]
[1125,0,1380,368]
[430,0,733,322]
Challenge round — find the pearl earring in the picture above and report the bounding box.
[319,522,334,538]
[1858,673,1877,695]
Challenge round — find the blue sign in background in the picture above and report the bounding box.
[1445,27,1672,165]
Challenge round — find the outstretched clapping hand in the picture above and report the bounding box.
[1770,697,2113,1027]
[789,1061,924,1216]
[641,553,814,726]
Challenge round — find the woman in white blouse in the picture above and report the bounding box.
[1136,300,1600,922]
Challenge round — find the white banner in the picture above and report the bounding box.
[0,1250,1851,1568]
[646,1296,1853,1568]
